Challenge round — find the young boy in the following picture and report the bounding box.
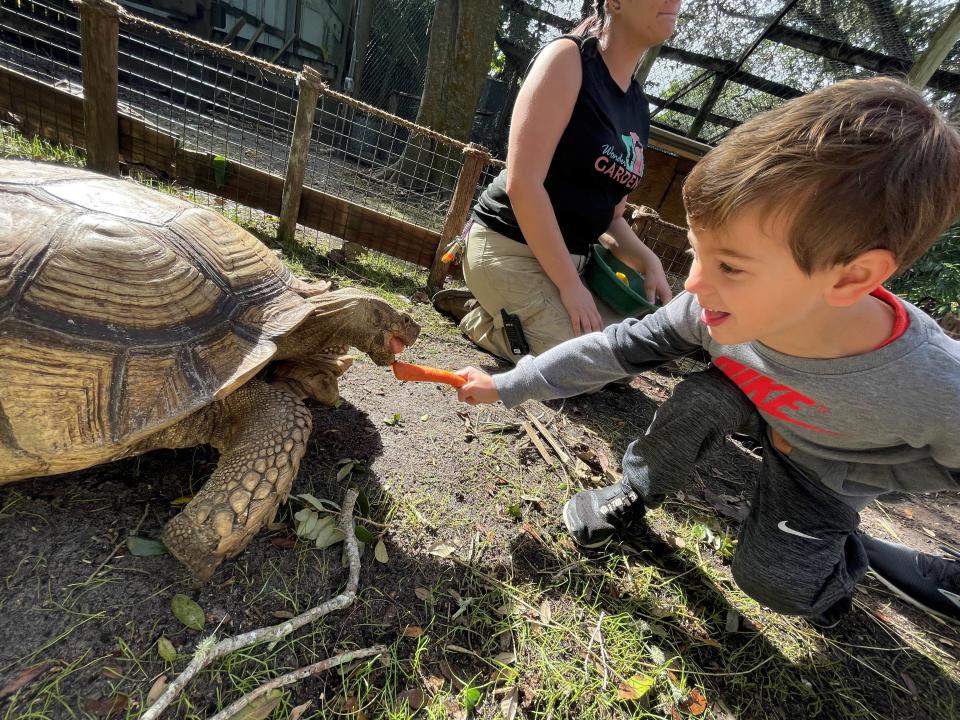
[454,76,960,625]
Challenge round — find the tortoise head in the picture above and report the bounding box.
[364,297,421,366]
[301,288,420,366]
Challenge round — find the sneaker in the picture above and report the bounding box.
[860,534,960,622]
[562,478,646,548]
[431,289,476,322]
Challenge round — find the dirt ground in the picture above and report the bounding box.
[0,297,958,720]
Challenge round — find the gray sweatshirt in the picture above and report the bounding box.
[495,291,960,501]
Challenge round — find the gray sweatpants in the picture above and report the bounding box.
[623,367,868,617]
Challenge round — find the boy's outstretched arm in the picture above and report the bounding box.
[457,293,706,408]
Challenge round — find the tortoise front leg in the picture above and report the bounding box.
[161,379,312,581]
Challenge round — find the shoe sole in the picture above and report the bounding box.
[562,499,611,550]
[869,569,960,625]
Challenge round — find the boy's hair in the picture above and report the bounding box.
[682,76,960,273]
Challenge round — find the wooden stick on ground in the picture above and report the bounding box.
[141,489,367,720]
[208,645,386,720]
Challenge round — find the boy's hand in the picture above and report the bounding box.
[455,367,501,405]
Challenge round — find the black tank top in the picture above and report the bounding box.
[473,35,650,257]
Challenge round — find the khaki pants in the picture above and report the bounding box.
[459,223,625,363]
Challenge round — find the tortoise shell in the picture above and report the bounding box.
[0,160,326,480]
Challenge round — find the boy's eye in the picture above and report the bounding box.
[719,262,742,275]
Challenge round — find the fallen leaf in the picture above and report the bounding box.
[268,537,296,549]
[0,661,57,699]
[494,602,517,617]
[669,705,683,720]
[426,542,457,559]
[336,460,356,482]
[500,687,520,720]
[666,534,686,549]
[425,675,445,693]
[224,689,283,720]
[171,594,205,631]
[355,487,370,516]
[84,695,128,717]
[354,525,377,544]
[170,496,193,506]
[539,599,552,624]
[402,625,425,638]
[725,608,741,633]
[126,536,168,556]
[444,699,466,720]
[156,636,177,663]
[374,539,389,564]
[901,671,919,698]
[298,494,334,512]
[493,651,516,665]
[146,675,167,705]
[701,487,749,521]
[396,688,426,710]
[489,665,519,684]
[462,685,482,710]
[682,687,708,715]
[271,610,295,620]
[414,587,433,602]
[617,675,654,702]
[289,700,312,720]
[342,695,369,720]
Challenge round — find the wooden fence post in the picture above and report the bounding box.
[76,0,120,176]
[278,66,324,244]
[427,143,490,293]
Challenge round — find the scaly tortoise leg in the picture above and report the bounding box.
[161,379,312,581]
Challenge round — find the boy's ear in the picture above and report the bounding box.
[826,249,898,307]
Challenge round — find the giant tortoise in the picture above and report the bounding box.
[0,160,420,580]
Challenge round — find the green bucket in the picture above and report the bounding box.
[584,244,658,316]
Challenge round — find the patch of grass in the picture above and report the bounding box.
[0,126,86,165]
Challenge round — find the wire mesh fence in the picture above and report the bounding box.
[354,0,432,121]
[3,0,959,287]
[0,0,507,287]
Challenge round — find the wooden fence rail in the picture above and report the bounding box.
[1,0,483,287]
[0,63,444,269]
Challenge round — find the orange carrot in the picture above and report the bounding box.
[392,360,466,388]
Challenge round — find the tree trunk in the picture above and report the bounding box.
[390,0,499,190]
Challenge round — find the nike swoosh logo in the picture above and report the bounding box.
[777,520,822,541]
[939,588,960,611]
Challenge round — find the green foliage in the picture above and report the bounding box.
[889,225,960,318]
[0,127,85,166]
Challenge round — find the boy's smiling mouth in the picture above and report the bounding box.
[700,306,731,327]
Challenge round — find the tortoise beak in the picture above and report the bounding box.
[389,336,407,355]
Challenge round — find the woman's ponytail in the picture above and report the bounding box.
[571,0,606,37]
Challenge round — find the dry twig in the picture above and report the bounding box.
[141,489,366,720]
[208,645,386,720]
